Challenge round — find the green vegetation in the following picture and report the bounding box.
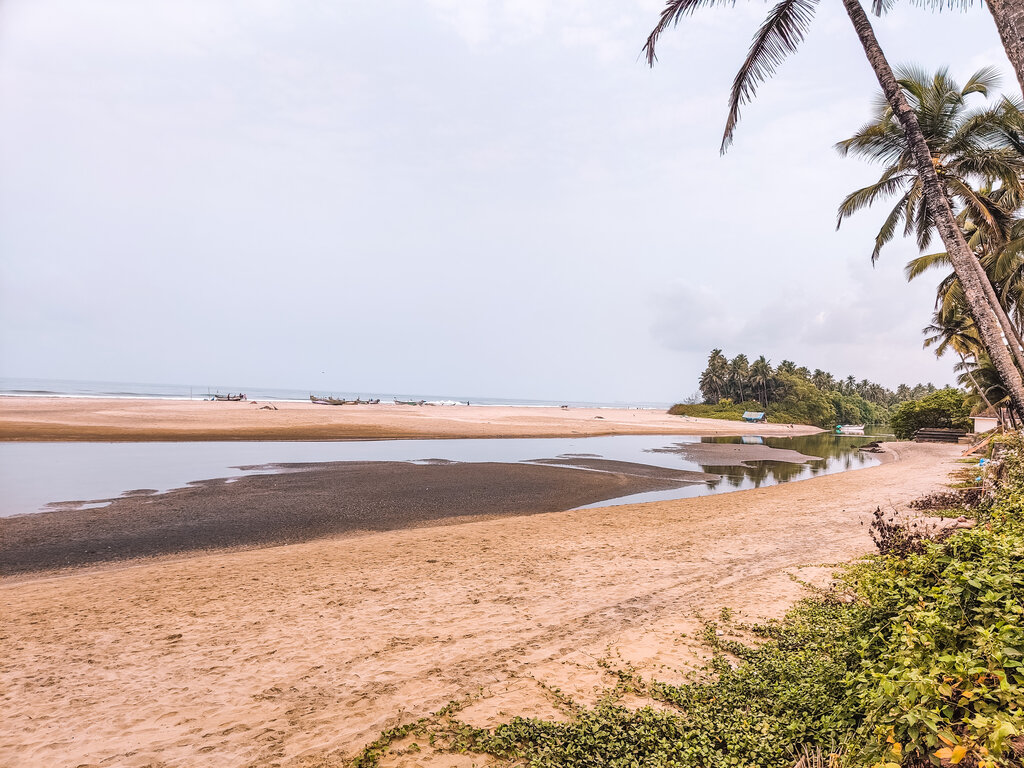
[355,437,1024,768]
[889,388,974,439]
[673,349,939,427]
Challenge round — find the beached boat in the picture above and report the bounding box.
[311,395,381,405]
[837,424,865,434]
[211,393,246,401]
[394,398,426,406]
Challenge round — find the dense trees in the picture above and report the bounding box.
[889,388,973,439]
[688,348,936,426]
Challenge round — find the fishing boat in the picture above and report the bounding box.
[311,395,382,405]
[211,393,246,401]
[837,424,865,435]
[394,398,426,406]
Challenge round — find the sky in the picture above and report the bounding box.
[0,0,1017,403]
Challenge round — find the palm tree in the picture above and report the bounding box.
[700,348,729,402]
[956,352,1007,414]
[922,303,996,411]
[835,67,1024,262]
[867,0,1024,97]
[749,355,773,404]
[777,359,798,376]
[981,0,1024,96]
[644,0,1024,417]
[729,354,750,401]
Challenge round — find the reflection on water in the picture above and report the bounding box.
[695,433,880,490]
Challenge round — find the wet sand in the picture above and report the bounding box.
[0,442,960,768]
[1,461,709,575]
[0,396,823,441]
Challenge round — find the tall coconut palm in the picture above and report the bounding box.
[867,0,1024,97]
[922,303,996,410]
[835,67,1024,263]
[904,186,1024,359]
[700,348,729,401]
[728,354,750,401]
[836,67,1024,362]
[983,0,1024,96]
[749,355,773,404]
[644,0,1024,416]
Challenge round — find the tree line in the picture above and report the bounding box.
[683,348,937,426]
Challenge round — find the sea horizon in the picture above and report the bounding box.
[0,376,673,411]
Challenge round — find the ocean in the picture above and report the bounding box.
[0,377,673,410]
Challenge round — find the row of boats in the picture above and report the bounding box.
[310,396,468,406]
[207,393,458,406]
[310,396,385,406]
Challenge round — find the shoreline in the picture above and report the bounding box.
[0,441,959,768]
[0,395,823,442]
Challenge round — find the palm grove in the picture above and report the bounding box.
[648,0,1024,428]
[676,348,941,427]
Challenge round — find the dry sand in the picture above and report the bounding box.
[0,396,822,441]
[0,441,960,768]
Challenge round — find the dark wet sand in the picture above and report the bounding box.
[0,461,695,575]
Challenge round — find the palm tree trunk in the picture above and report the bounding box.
[840,0,1024,419]
[985,0,1024,97]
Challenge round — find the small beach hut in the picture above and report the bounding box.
[971,406,1004,434]
[742,411,766,423]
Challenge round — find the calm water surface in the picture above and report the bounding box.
[0,433,883,517]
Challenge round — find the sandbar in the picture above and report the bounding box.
[0,396,823,441]
[1,460,705,575]
[0,442,959,768]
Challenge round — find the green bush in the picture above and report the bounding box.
[668,399,763,421]
[889,388,972,439]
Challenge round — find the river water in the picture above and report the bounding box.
[0,432,886,517]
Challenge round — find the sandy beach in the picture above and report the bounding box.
[0,396,822,441]
[0,441,960,768]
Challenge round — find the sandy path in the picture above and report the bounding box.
[0,396,821,441]
[0,442,959,768]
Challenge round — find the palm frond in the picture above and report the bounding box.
[721,0,819,152]
[836,170,911,227]
[962,65,1001,96]
[643,0,734,65]
[870,191,911,263]
[905,251,952,281]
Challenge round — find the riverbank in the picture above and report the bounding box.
[0,396,823,441]
[0,441,959,768]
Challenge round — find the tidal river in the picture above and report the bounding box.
[0,432,883,518]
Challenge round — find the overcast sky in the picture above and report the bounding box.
[0,1,1016,403]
